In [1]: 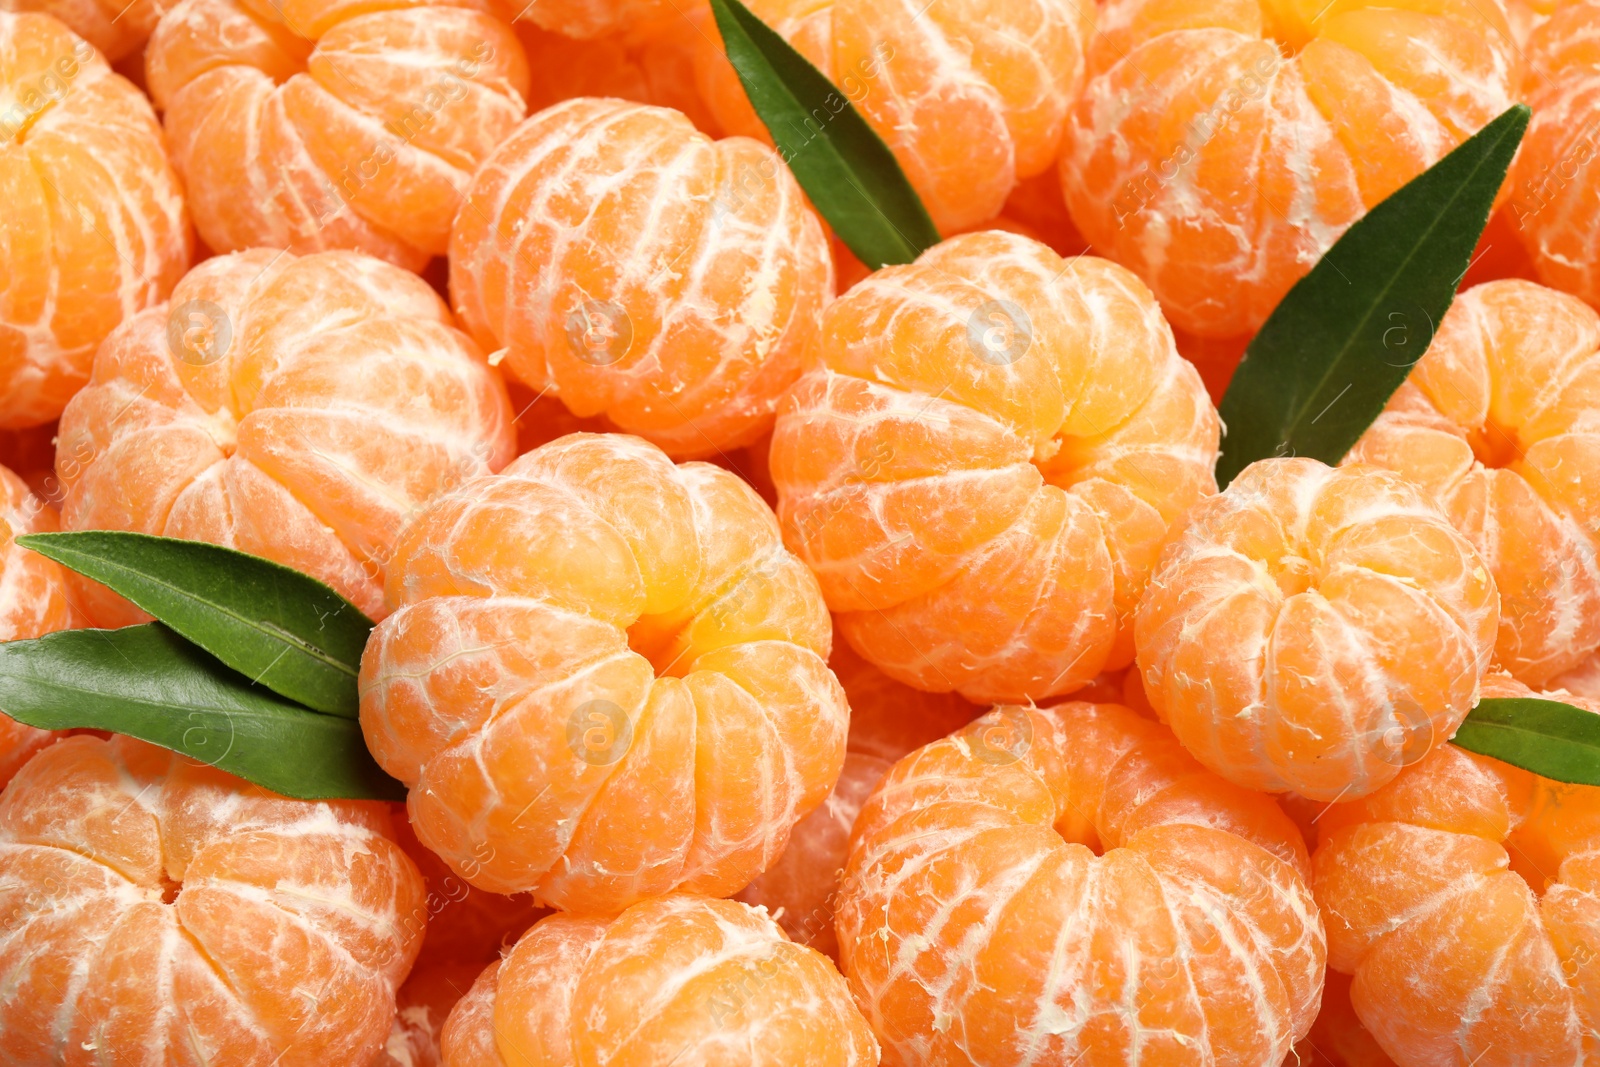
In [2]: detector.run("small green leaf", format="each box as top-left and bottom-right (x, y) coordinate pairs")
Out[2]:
(18, 531), (371, 718)
(1215, 105), (1530, 486)
(0, 624), (402, 800)
(1451, 697), (1600, 787)
(708, 0), (941, 270)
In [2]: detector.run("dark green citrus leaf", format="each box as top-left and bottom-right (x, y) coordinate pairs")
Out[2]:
(708, 0), (940, 270)
(0, 623), (402, 800)
(18, 531), (371, 718)
(1451, 697), (1600, 787)
(1215, 104), (1530, 486)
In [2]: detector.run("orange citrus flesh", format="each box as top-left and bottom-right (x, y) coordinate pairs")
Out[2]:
(56, 247), (516, 624)
(1, 11), (192, 429)
(1063, 0), (1521, 338)
(0, 734), (427, 1066)
(0, 0), (172, 61)
(694, 0), (1094, 235)
(771, 229), (1220, 703)
(512, 0), (705, 41)
(1508, 0), (1600, 310)
(1136, 457), (1500, 801)
(837, 700), (1322, 1066)
(450, 96), (832, 460)
(1290, 969), (1397, 1067)
(145, 0), (531, 269)
(736, 640), (977, 960)
(359, 431), (848, 914)
(1312, 672), (1600, 1065)
(1347, 279), (1600, 687)
(440, 894), (880, 1066)
(371, 957), (484, 1067)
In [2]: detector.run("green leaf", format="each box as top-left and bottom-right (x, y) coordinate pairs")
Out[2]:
(1215, 104), (1530, 487)
(18, 531), (371, 718)
(1451, 697), (1600, 787)
(0, 624), (403, 801)
(708, 0), (941, 270)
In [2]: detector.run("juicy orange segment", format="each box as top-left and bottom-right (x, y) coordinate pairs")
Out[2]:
(1312, 673), (1600, 1065)
(145, 0), (531, 268)
(695, 0), (1094, 235)
(1136, 457), (1500, 800)
(359, 432), (849, 914)
(0, 735), (426, 1067)
(771, 230), (1220, 703)
(450, 96), (832, 459)
(837, 701), (1322, 1066)
(1063, 0), (1521, 338)
(56, 248), (516, 623)
(0, 11), (192, 429)
(1348, 279), (1600, 687)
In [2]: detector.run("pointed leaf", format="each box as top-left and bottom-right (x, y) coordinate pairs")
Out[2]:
(18, 531), (371, 717)
(1215, 104), (1530, 486)
(1451, 697), (1600, 786)
(709, 0), (941, 270)
(0, 624), (402, 800)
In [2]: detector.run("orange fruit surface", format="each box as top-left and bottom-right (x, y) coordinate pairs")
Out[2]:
(695, 0), (1094, 235)
(1, 11), (192, 429)
(371, 958), (484, 1067)
(450, 96), (832, 459)
(1347, 279), (1600, 687)
(736, 641), (976, 959)
(514, 0), (701, 40)
(359, 432), (849, 914)
(0, 0), (171, 61)
(56, 247), (516, 624)
(1312, 673), (1600, 1064)
(1062, 0), (1521, 338)
(1508, 0), (1600, 309)
(1137, 457), (1499, 801)
(0, 461), (73, 787)
(0, 734), (427, 1066)
(1290, 969), (1397, 1067)
(145, 0), (531, 269)
(837, 700), (1323, 1066)
(770, 230), (1220, 703)
(439, 894), (880, 1066)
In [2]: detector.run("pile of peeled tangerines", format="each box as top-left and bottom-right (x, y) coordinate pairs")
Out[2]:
(1, 0), (1599, 1062)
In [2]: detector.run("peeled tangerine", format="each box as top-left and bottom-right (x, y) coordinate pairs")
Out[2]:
(696, 0), (1093, 234)
(0, 462), (72, 786)
(450, 97), (832, 459)
(359, 432), (849, 915)
(836, 701), (1324, 1066)
(1136, 457), (1499, 801)
(1511, 0), (1600, 308)
(1063, 0), (1519, 338)
(439, 895), (879, 1066)
(56, 248), (515, 624)
(1, 11), (191, 429)
(0, 735), (426, 1066)
(770, 231), (1220, 703)
(1347, 279), (1600, 687)
(145, 0), (530, 269)
(1313, 673), (1600, 1065)
(736, 642), (976, 960)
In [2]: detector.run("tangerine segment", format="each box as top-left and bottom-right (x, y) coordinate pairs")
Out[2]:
(1291, 969), (1397, 1067)
(770, 230), (1220, 703)
(0, 0), (170, 61)
(1347, 280), (1600, 687)
(837, 701), (1321, 1067)
(449, 96), (832, 459)
(1510, 0), (1600, 309)
(55, 248), (516, 624)
(1063, 0), (1520, 339)
(1311, 673), (1600, 1065)
(515, 0), (704, 40)
(0, 11), (192, 429)
(441, 895), (880, 1067)
(0, 735), (426, 1067)
(145, 0), (530, 269)
(373, 958), (485, 1067)
(1136, 457), (1499, 801)
(359, 432), (848, 915)
(694, 0), (1094, 235)
(736, 640), (977, 960)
